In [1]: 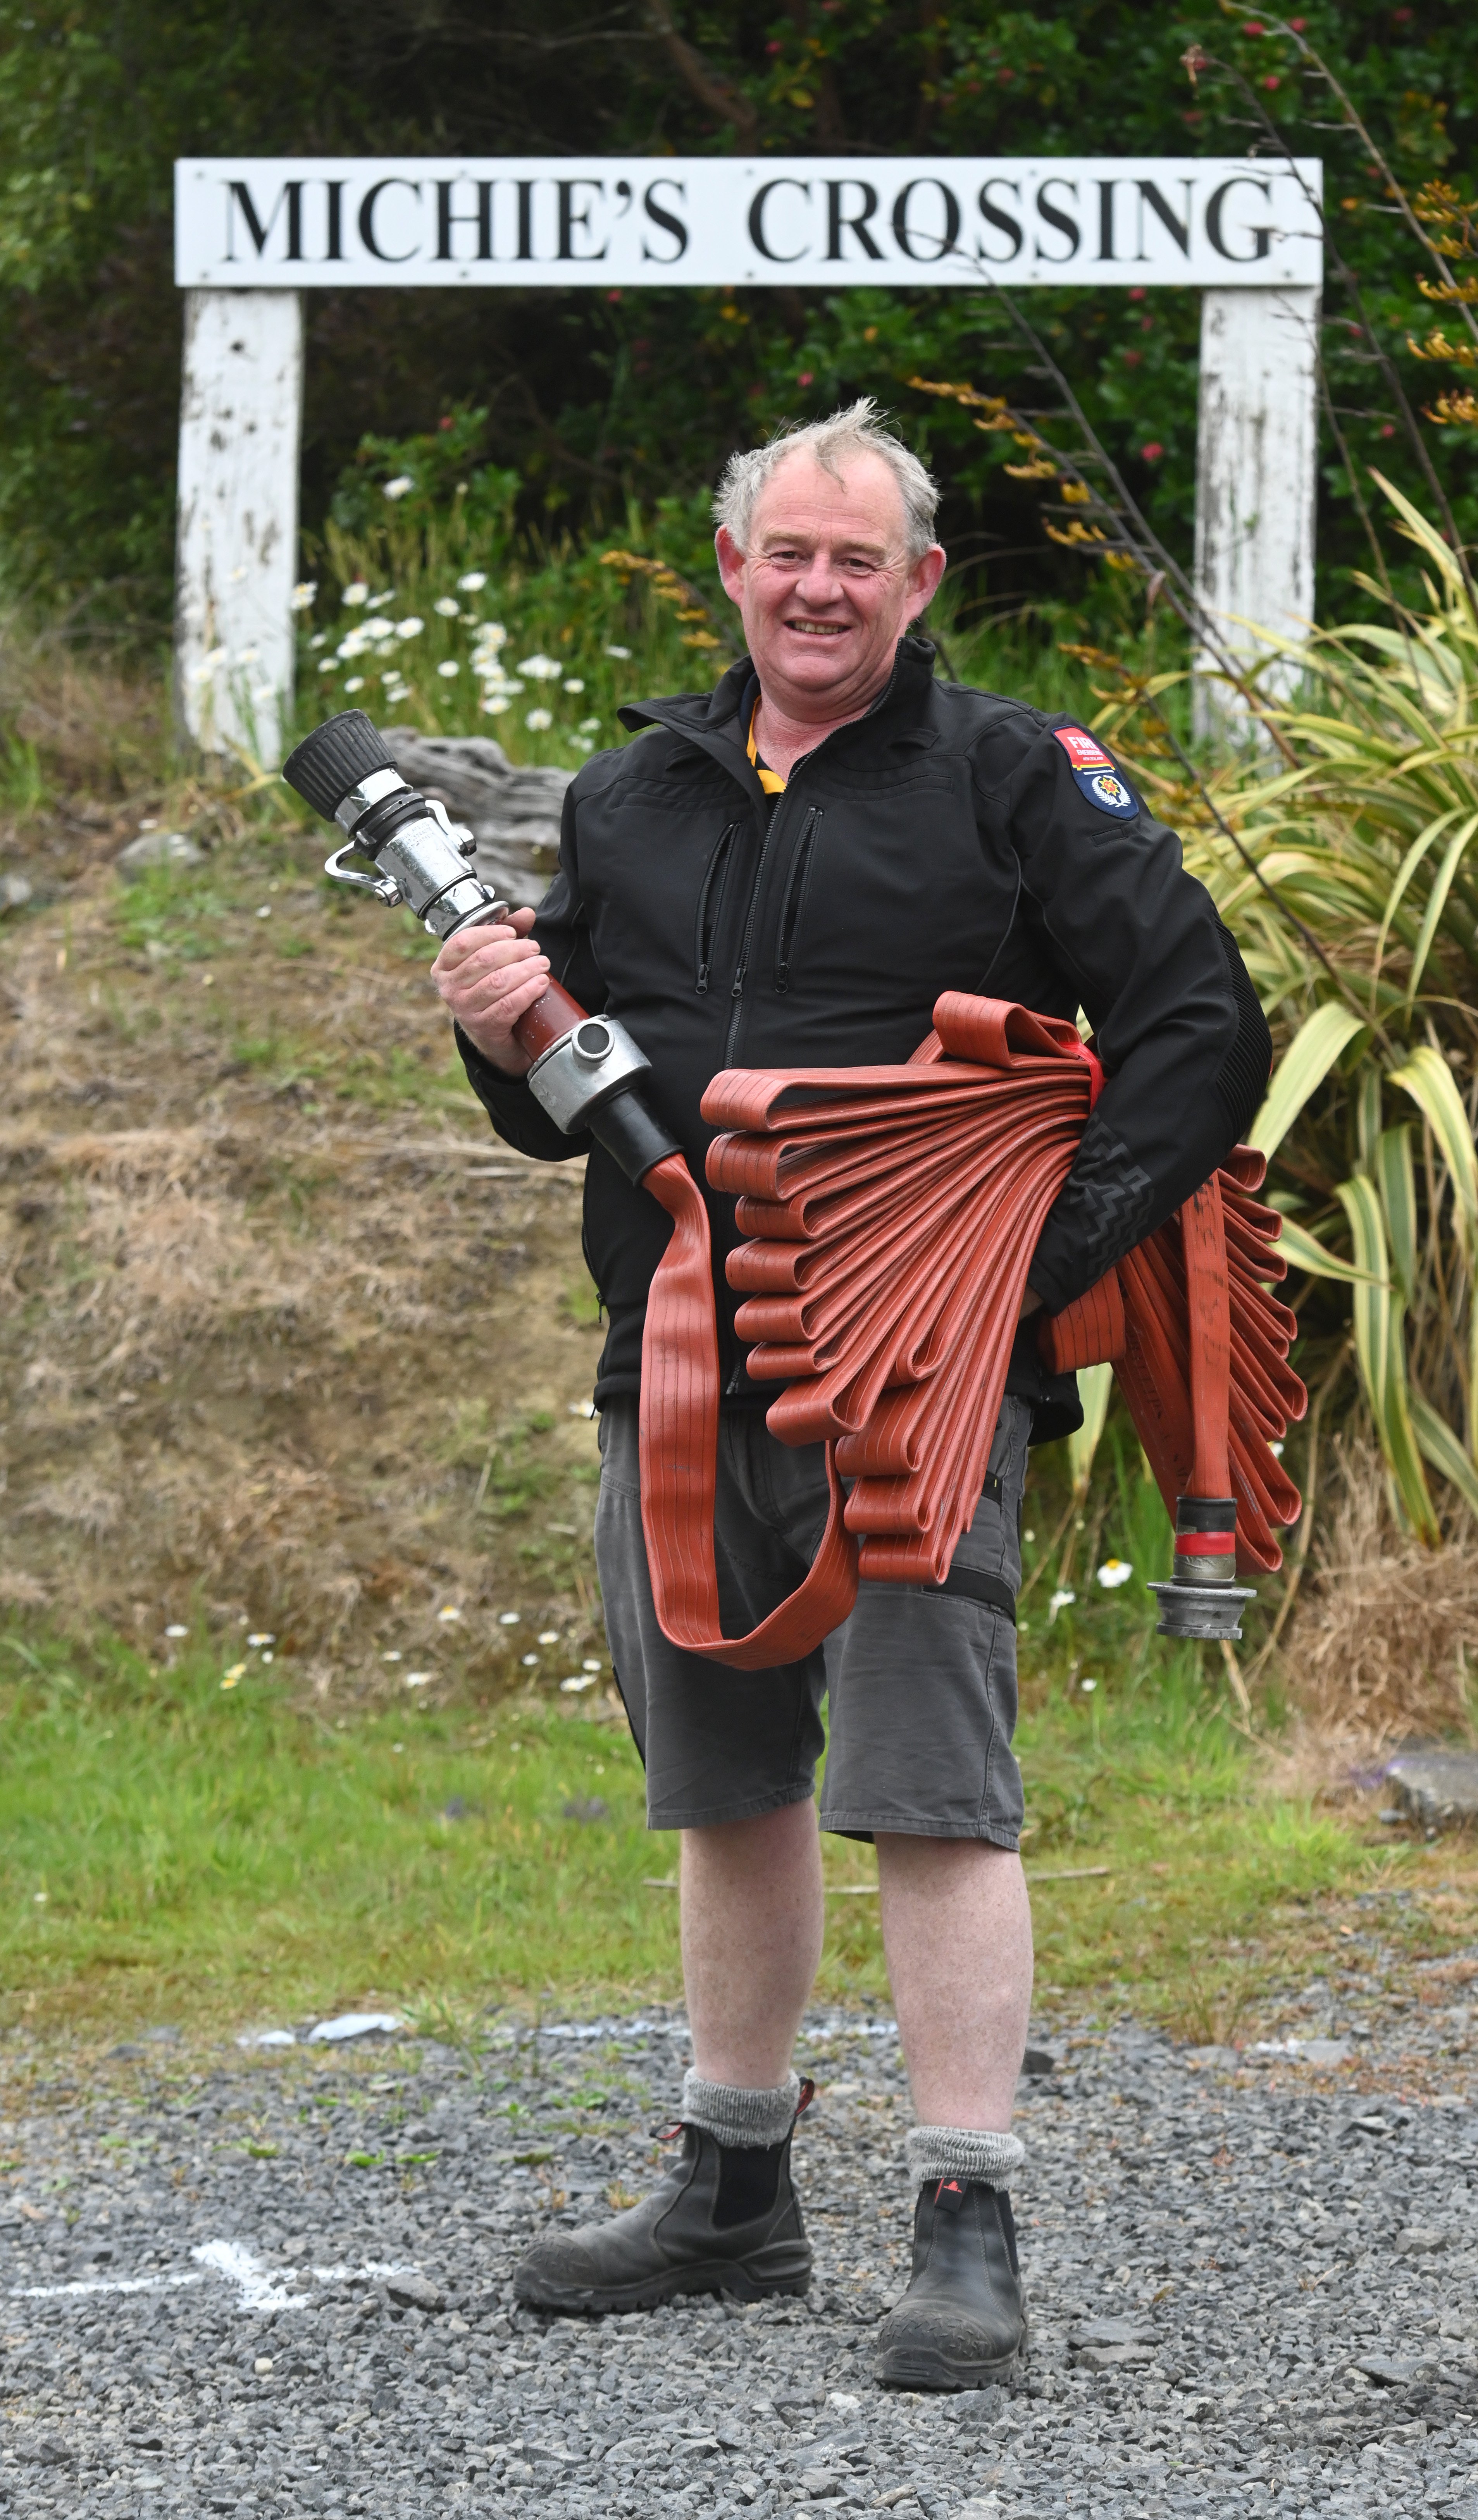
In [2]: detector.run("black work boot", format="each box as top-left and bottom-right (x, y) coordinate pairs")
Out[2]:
(876, 2177), (1027, 2390)
(512, 2106), (812, 2313)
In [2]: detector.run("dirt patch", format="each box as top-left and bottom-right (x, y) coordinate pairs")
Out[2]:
(0, 790), (605, 1700)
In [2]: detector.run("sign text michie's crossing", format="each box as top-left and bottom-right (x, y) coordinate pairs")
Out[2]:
(175, 157), (1323, 292)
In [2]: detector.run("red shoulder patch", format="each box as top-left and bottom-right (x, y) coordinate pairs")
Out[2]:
(1053, 726), (1113, 771)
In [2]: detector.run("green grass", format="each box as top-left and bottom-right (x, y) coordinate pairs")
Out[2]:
(3, 1558), (1470, 2060)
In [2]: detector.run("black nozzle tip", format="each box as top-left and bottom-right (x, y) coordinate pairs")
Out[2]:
(282, 710), (398, 823)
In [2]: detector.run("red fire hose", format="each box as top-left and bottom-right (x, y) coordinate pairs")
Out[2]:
(634, 988), (1304, 1666)
(279, 712), (1303, 1671)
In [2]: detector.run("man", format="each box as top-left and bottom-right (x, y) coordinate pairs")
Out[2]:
(433, 401), (1269, 2389)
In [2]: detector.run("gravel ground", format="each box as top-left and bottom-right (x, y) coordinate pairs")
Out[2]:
(3, 1954), (1478, 2519)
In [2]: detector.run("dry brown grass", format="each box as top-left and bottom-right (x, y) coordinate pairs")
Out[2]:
(0, 606), (166, 804)
(1280, 1433), (1478, 1751)
(1, 745), (608, 1701)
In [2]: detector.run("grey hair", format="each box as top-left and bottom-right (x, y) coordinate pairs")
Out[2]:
(713, 397), (939, 564)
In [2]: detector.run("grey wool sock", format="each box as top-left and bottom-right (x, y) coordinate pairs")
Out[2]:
(906, 2124), (1024, 2191)
(680, 2068), (801, 2149)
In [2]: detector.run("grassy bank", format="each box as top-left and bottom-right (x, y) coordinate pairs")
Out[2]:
(4, 1593), (1473, 2061)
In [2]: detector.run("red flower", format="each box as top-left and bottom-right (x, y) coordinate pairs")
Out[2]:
(1128, 286), (1147, 301)
(1289, 15), (1306, 26)
(1263, 72), (1280, 89)
(1141, 442), (1164, 461)
(1244, 18), (1264, 32)
(1380, 423), (1395, 439)
(607, 287), (622, 302)
(438, 416), (453, 432)
(797, 371), (815, 387)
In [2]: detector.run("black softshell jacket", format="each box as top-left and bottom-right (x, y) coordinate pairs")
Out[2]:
(458, 638), (1270, 1440)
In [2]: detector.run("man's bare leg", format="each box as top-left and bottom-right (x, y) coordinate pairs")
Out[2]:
(681, 1797), (825, 2087)
(872, 1835), (1032, 2385)
(875, 1836), (1033, 2124)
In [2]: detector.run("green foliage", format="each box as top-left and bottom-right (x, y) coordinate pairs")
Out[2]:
(2, 2), (1476, 628)
(299, 411), (733, 764)
(1101, 479), (1478, 1541)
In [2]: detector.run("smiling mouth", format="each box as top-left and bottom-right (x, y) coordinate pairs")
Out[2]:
(785, 620), (849, 637)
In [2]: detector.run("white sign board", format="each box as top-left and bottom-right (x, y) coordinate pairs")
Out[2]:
(175, 156), (1322, 292)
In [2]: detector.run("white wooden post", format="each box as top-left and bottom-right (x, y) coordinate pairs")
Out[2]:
(1193, 286), (1320, 739)
(174, 288), (303, 768)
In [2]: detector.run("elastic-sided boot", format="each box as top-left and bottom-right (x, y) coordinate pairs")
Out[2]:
(876, 2178), (1027, 2391)
(512, 2117), (811, 2314)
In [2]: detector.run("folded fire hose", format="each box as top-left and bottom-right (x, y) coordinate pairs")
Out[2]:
(284, 711), (1305, 1665)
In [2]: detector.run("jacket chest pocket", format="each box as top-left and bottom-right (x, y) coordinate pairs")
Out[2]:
(694, 823), (737, 995)
(773, 810), (821, 995)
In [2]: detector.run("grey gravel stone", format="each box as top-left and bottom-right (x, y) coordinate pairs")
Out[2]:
(3, 1980), (1478, 2517)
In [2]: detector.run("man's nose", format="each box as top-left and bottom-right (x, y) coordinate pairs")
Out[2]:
(791, 549), (847, 606)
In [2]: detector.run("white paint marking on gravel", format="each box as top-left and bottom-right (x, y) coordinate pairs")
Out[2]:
(7, 2269), (206, 2302)
(306, 2011), (403, 2043)
(9, 2245), (417, 2314)
(192, 2239), (415, 2310)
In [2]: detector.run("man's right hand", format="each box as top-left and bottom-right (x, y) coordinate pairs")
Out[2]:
(432, 909), (549, 1077)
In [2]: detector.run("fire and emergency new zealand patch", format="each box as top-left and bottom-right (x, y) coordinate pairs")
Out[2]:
(1053, 725), (1140, 819)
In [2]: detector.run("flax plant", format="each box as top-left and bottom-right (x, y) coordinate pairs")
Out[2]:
(1099, 481), (1478, 1544)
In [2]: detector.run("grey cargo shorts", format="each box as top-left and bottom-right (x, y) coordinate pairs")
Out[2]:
(593, 1393), (1029, 1845)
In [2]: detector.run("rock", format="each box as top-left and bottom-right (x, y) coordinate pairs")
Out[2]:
(1383, 1750), (1478, 1830)
(385, 2272), (444, 2312)
(1070, 2317), (1156, 2349)
(1355, 2355), (1435, 2385)
(1022, 2047), (1057, 2076)
(1395, 2225), (1448, 2253)
(0, 872), (33, 911)
(1298, 2038), (1353, 2068)
(116, 830), (203, 880)
(379, 727), (571, 909)
(1075, 2342), (1158, 2369)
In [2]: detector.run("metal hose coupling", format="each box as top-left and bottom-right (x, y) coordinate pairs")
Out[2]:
(281, 709), (680, 1185)
(1148, 1494), (1256, 1642)
(282, 706), (507, 943)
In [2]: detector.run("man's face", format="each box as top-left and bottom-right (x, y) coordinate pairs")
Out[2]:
(715, 449), (946, 720)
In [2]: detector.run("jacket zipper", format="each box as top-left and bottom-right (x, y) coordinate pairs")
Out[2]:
(773, 809), (820, 995)
(693, 823), (737, 995)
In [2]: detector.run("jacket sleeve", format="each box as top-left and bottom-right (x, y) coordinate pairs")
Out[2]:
(996, 719), (1271, 1314)
(455, 776), (609, 1162)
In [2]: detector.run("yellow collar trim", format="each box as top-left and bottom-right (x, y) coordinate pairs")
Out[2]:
(747, 701), (786, 795)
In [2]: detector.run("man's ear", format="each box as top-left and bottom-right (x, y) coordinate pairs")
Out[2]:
(714, 525), (748, 607)
(908, 544), (948, 616)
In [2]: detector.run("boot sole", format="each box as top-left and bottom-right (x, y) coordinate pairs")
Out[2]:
(877, 2309), (1029, 2394)
(515, 2256), (811, 2315)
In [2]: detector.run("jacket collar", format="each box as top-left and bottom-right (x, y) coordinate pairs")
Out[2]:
(618, 633), (939, 756)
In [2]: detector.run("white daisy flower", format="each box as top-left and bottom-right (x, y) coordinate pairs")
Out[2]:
(434, 596), (461, 617)
(289, 582), (317, 611)
(382, 475), (414, 500)
(1096, 1559), (1133, 1589)
(342, 581), (369, 606)
(458, 571), (488, 592)
(525, 707), (553, 731)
